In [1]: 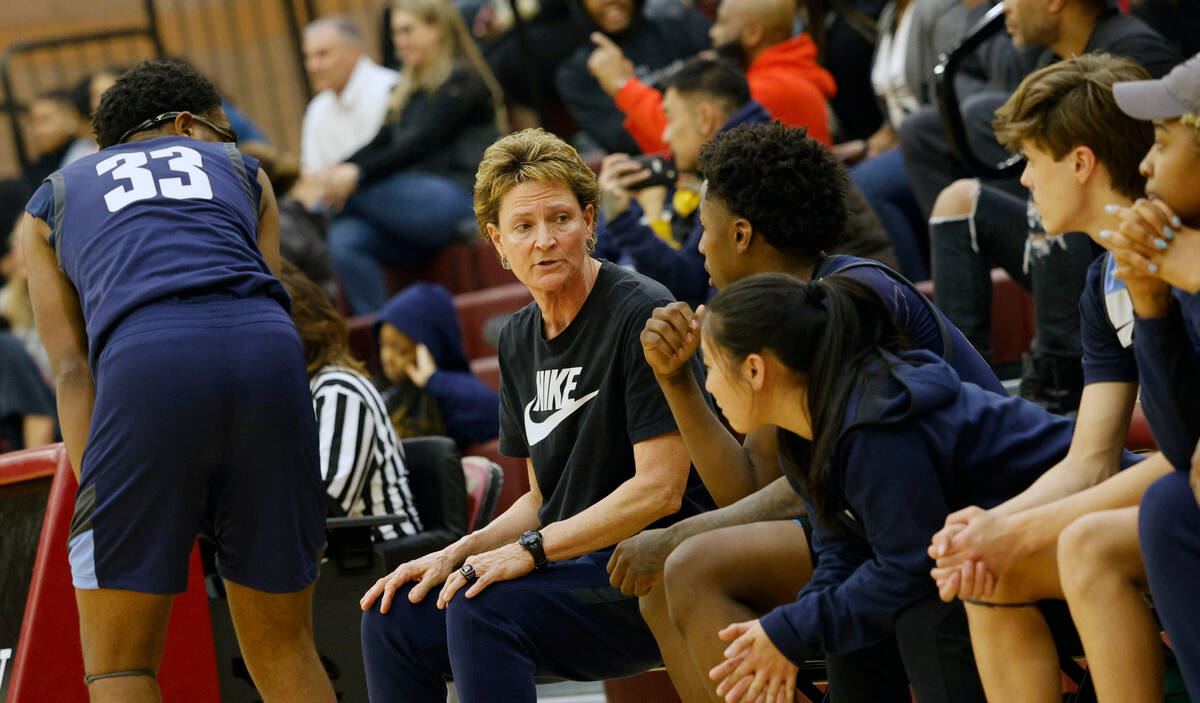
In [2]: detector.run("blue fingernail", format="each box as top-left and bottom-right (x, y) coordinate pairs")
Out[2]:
(1099, 230), (1112, 240)
(1105, 204), (1120, 214)
(1156, 238), (1169, 250)
(1164, 226), (1175, 240)
(1150, 264), (1159, 274)
(1173, 216), (1183, 227)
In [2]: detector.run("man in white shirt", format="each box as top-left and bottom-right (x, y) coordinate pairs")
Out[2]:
(300, 16), (400, 172)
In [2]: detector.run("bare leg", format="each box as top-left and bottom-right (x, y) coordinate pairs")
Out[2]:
(663, 521), (813, 703)
(75, 588), (173, 703)
(639, 581), (718, 702)
(963, 544), (1063, 703)
(1058, 507), (1160, 703)
(224, 580), (336, 703)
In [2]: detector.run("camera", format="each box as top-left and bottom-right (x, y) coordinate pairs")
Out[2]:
(628, 154), (678, 190)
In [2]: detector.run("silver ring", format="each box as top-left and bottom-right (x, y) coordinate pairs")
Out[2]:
(459, 564), (477, 581)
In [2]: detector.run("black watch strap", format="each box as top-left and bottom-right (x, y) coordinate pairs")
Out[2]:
(519, 530), (548, 569)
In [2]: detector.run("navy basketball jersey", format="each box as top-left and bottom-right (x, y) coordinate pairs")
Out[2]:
(25, 136), (289, 365)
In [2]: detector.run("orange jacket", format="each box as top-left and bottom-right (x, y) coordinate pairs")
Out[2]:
(614, 34), (836, 153)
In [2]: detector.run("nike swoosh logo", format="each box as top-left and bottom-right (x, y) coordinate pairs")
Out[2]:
(524, 390), (600, 446)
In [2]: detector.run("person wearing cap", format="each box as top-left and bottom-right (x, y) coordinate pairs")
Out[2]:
(1087, 51), (1200, 699)
(924, 53), (1168, 703)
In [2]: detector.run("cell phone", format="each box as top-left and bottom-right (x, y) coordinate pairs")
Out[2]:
(628, 154), (678, 190)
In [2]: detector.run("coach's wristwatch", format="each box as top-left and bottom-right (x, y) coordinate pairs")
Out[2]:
(518, 530), (548, 570)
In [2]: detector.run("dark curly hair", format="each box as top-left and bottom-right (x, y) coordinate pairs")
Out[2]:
(698, 123), (846, 259)
(92, 59), (223, 149)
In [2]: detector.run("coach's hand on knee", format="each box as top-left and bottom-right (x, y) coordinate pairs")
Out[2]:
(436, 542), (535, 609)
(360, 549), (459, 613)
(642, 302), (701, 380)
(607, 528), (673, 596)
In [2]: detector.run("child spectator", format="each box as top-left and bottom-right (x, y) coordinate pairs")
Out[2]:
(375, 282), (500, 448)
(281, 261), (423, 541)
(317, 0), (508, 314)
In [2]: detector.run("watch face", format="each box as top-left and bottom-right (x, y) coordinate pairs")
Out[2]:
(520, 531), (539, 547)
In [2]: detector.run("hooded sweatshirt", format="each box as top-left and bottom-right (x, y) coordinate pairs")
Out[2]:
(616, 33), (837, 152)
(759, 350), (1082, 662)
(375, 283), (500, 448)
(599, 102), (896, 306)
(1132, 292), (1200, 472)
(554, 0), (711, 153)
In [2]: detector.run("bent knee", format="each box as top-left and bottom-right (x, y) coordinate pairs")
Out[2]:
(931, 179), (980, 220)
(1057, 512), (1130, 595)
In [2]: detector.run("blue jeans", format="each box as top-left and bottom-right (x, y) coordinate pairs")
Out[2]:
(851, 148), (928, 281)
(328, 172), (473, 314)
(360, 550), (662, 703)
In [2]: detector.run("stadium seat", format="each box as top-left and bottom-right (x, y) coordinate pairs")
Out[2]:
(454, 282), (533, 359)
(464, 438), (529, 515)
(473, 236), (517, 290)
(462, 455), (504, 531)
(470, 355), (502, 391)
(916, 268), (1035, 367)
(1126, 403), (1157, 453)
(4, 444), (219, 703)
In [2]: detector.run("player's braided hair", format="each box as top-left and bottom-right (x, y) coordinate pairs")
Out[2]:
(698, 122), (846, 259)
(92, 59), (223, 149)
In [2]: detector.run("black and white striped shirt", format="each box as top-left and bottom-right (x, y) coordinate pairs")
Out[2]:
(311, 365), (422, 540)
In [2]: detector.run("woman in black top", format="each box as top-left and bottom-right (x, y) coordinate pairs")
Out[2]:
(317, 0), (508, 313)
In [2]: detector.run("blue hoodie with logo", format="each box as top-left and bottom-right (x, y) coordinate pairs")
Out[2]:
(759, 349), (1083, 662)
(376, 283), (500, 448)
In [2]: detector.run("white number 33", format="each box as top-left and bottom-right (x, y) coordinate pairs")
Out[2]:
(96, 146), (214, 212)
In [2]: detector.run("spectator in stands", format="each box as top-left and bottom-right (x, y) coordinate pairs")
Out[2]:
(917, 0), (1178, 411)
(554, 0), (710, 153)
(0, 224), (50, 380)
(692, 273), (1073, 703)
(586, 0), (835, 150)
(807, 0), (888, 141)
(280, 261), (423, 543)
(300, 15), (400, 172)
(359, 128), (715, 703)
(926, 54), (1170, 703)
(606, 122), (1004, 702)
(0, 330), (55, 453)
(596, 57), (895, 307)
(23, 91), (91, 189)
(375, 282), (500, 449)
(834, 0), (967, 281)
(1085, 53), (1200, 699)
(317, 0), (507, 314)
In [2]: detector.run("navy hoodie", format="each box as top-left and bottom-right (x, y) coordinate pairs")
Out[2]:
(759, 350), (1078, 662)
(376, 283), (500, 447)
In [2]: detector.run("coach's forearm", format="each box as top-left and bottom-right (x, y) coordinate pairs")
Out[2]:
(449, 491), (541, 561)
(541, 472), (684, 563)
(662, 476), (805, 551)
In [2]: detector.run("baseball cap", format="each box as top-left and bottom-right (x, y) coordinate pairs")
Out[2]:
(1113, 52), (1200, 120)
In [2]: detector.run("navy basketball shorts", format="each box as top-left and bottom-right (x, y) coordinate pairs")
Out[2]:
(67, 296), (327, 595)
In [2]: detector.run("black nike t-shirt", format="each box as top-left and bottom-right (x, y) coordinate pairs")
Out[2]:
(498, 260), (714, 528)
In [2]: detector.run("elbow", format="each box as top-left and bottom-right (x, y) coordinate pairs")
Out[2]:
(53, 356), (91, 391)
(645, 482), (685, 523)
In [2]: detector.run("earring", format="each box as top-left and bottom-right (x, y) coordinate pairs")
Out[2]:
(586, 232), (597, 255)
(500, 255), (511, 270)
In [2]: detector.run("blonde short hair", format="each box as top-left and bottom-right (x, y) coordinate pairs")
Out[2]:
(473, 128), (600, 235)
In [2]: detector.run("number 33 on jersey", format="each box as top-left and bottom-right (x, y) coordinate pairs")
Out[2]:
(96, 145), (213, 212)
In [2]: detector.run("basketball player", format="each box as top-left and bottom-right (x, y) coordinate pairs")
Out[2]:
(20, 60), (335, 703)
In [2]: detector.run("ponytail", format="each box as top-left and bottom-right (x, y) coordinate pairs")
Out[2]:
(705, 273), (908, 523)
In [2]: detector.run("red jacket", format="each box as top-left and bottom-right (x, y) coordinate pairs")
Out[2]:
(614, 34), (836, 153)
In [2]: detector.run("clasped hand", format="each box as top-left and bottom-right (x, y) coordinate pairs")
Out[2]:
(1099, 197), (1200, 301)
(641, 302), (703, 379)
(709, 619), (797, 703)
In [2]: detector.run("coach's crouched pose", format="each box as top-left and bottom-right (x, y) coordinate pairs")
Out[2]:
(359, 128), (714, 702)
